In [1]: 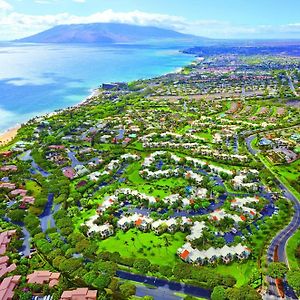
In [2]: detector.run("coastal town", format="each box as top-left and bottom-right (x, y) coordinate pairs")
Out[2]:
(0, 54), (299, 300)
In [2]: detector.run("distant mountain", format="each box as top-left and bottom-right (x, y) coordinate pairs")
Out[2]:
(15, 23), (206, 44)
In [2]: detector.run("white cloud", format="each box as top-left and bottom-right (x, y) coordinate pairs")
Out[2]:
(0, 0), (12, 11)
(0, 8), (299, 40)
(0, 9), (187, 40)
(73, 0), (86, 3)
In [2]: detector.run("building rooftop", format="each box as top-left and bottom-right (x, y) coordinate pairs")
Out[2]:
(60, 288), (97, 300)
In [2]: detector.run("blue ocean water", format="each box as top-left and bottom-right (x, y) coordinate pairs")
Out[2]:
(0, 42), (193, 132)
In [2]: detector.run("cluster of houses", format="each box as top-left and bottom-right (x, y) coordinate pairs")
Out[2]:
(231, 196), (259, 218)
(259, 132), (299, 164)
(210, 208), (247, 223)
(0, 228), (96, 299)
(0, 268), (97, 300)
(232, 169), (260, 192)
(141, 151), (234, 177)
(177, 242), (251, 265)
(0, 230), (17, 279)
(0, 176), (36, 207)
(117, 214), (194, 235)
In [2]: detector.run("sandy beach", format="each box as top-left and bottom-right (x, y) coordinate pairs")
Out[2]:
(0, 126), (20, 147)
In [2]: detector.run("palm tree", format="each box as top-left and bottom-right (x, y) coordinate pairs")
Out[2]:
(163, 236), (171, 253)
(131, 237), (136, 248)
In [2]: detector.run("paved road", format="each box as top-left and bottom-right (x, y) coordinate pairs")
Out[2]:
(245, 134), (300, 299)
(245, 135), (258, 155)
(286, 73), (298, 97)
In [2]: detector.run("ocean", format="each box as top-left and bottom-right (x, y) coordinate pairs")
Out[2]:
(0, 42), (194, 132)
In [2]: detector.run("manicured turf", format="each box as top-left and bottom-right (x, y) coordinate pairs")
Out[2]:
(258, 154), (300, 200)
(25, 180), (42, 197)
(73, 209), (98, 231)
(98, 228), (186, 265)
(194, 132), (213, 142)
(286, 229), (300, 269)
(124, 162), (191, 198)
(125, 161), (145, 184)
(213, 260), (257, 287)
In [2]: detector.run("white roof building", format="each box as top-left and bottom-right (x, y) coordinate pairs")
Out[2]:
(186, 221), (206, 241)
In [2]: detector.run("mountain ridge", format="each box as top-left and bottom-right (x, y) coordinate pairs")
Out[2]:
(15, 23), (207, 44)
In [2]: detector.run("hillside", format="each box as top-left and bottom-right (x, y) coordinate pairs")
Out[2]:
(15, 23), (204, 44)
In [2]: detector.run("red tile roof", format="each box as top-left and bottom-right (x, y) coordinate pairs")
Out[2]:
(0, 275), (21, 300)
(180, 250), (190, 260)
(60, 288), (97, 300)
(135, 219), (143, 226)
(0, 230), (16, 255)
(240, 215), (247, 221)
(0, 256), (16, 278)
(27, 271), (61, 288)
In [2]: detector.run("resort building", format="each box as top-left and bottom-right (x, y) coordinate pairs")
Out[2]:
(0, 275), (21, 300)
(27, 271), (61, 287)
(178, 242), (251, 265)
(60, 288), (97, 300)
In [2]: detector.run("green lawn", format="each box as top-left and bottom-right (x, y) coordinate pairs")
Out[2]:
(25, 180), (42, 197)
(213, 260), (257, 287)
(194, 132), (213, 142)
(124, 163), (191, 198)
(98, 228), (186, 266)
(125, 161), (145, 185)
(73, 209), (98, 231)
(287, 229), (300, 269)
(274, 160), (300, 198)
(258, 154), (300, 200)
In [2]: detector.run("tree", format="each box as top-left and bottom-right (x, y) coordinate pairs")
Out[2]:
(17, 292), (32, 300)
(159, 265), (173, 277)
(226, 285), (262, 300)
(120, 282), (136, 299)
(75, 239), (90, 253)
(211, 286), (226, 300)
(93, 275), (111, 290)
(7, 209), (25, 222)
(286, 269), (300, 295)
(133, 258), (151, 274)
(267, 262), (288, 279)
(59, 258), (82, 274)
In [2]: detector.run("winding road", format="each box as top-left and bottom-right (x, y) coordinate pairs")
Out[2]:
(245, 134), (300, 299)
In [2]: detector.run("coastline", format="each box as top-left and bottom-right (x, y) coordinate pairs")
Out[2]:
(0, 54), (195, 140)
(0, 125), (21, 147)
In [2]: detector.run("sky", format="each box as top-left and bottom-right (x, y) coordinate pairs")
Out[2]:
(1, 0), (300, 40)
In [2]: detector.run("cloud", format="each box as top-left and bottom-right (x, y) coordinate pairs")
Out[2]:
(0, 8), (299, 40)
(0, 9), (187, 40)
(73, 0), (86, 3)
(0, 0), (12, 11)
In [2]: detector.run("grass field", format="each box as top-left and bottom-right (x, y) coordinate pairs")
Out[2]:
(213, 260), (257, 287)
(124, 161), (191, 198)
(25, 180), (42, 197)
(286, 229), (300, 269)
(258, 154), (300, 200)
(194, 132), (213, 142)
(275, 160), (300, 197)
(98, 228), (186, 265)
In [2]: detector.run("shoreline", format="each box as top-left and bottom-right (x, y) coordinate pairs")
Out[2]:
(0, 55), (195, 142)
(0, 125), (21, 147)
